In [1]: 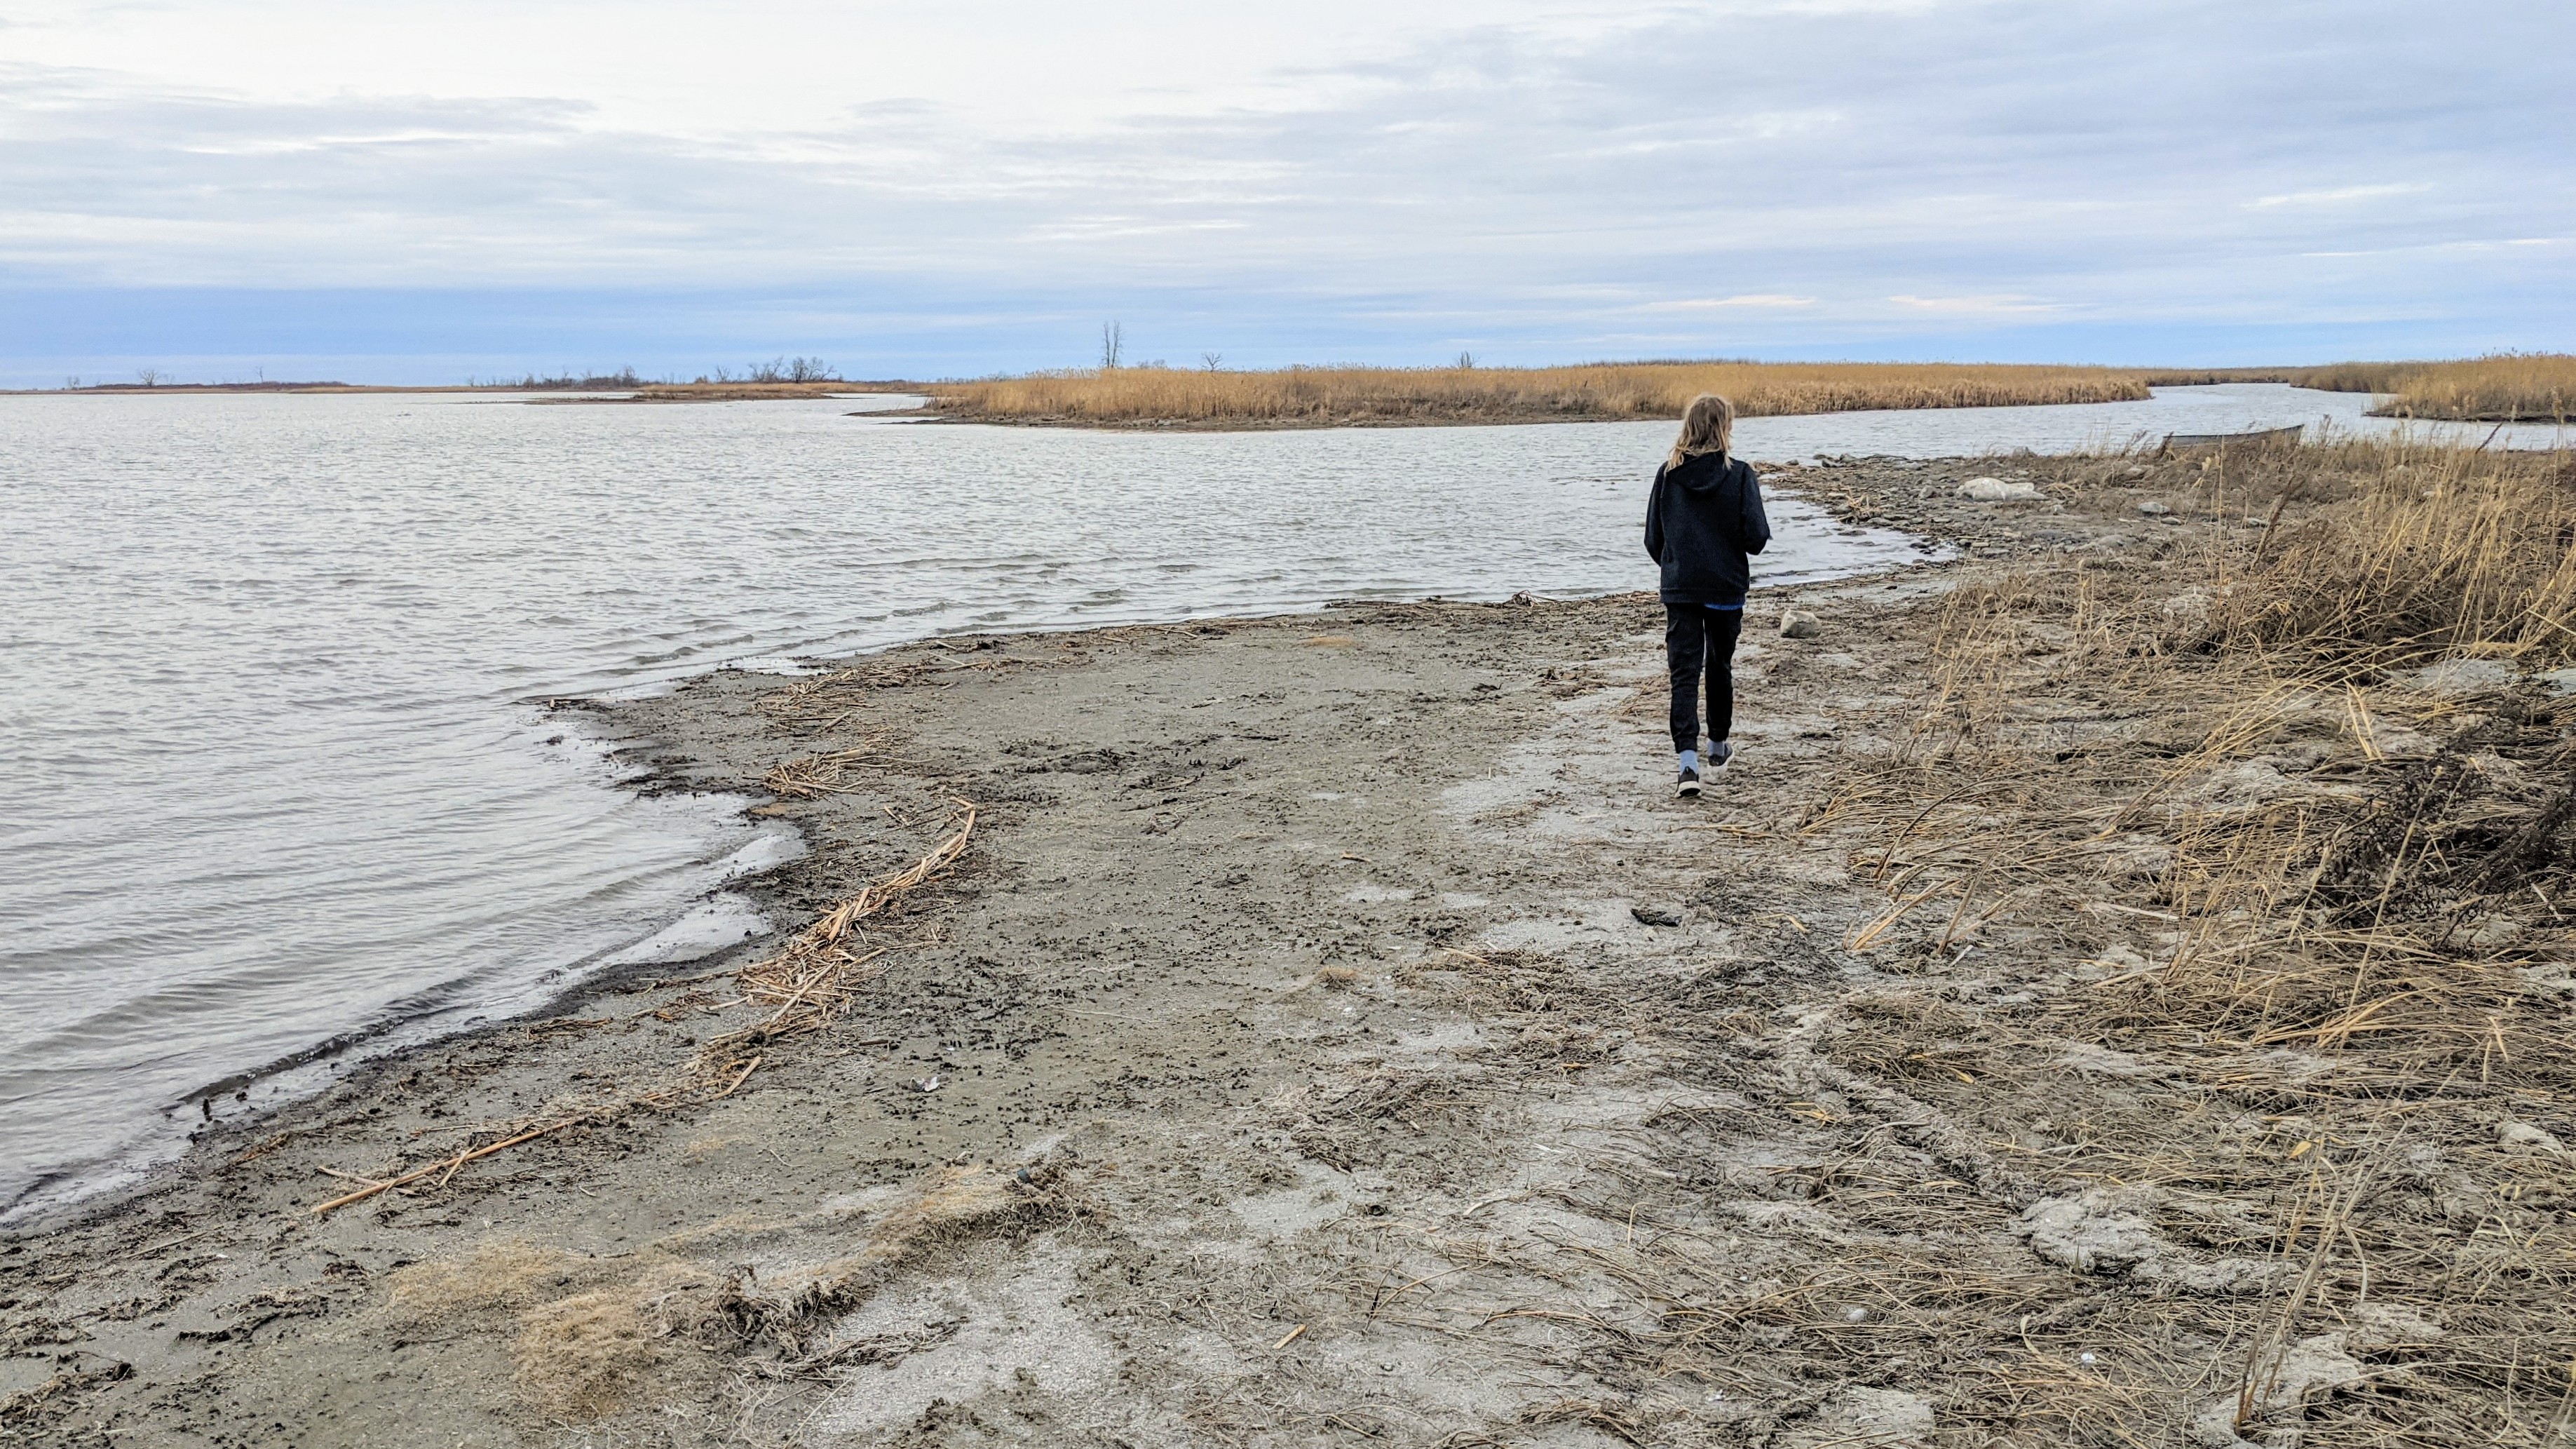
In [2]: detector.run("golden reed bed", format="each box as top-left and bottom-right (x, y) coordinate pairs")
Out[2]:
(922, 361), (2153, 428)
(2294, 353), (2576, 422)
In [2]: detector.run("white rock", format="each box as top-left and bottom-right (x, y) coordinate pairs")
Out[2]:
(2256, 1332), (2371, 1410)
(1778, 609), (1822, 640)
(2463, 915), (2521, 950)
(2015, 1188), (2160, 1274)
(2500, 1119), (2566, 1154)
(2137, 500), (2173, 516)
(2408, 657), (2517, 695)
(1958, 476), (2042, 501)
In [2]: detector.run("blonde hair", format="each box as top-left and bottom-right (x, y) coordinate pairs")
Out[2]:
(1665, 393), (1735, 471)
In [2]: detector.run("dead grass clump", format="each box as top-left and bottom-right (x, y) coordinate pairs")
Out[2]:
(760, 745), (879, 799)
(1824, 994), (2006, 1087)
(385, 1239), (582, 1320)
(717, 1164), (1066, 1357)
(752, 660), (937, 732)
(510, 1262), (718, 1422)
(929, 361), (2149, 428)
(2211, 447), (2576, 666)
(1271, 1067), (1472, 1173)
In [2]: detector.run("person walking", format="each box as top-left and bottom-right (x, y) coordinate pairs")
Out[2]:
(1643, 393), (1771, 797)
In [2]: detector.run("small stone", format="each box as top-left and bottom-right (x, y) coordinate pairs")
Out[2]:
(1779, 609), (1822, 639)
(2124, 464), (2150, 479)
(2015, 1187), (2160, 1274)
(1632, 903), (1684, 927)
(2137, 501), (2172, 516)
(2465, 915), (2521, 950)
(2409, 657), (2516, 696)
(1958, 476), (2042, 501)
(2500, 1119), (2565, 1154)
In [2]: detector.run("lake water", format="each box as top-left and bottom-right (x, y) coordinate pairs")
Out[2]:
(1, 383), (2563, 1220)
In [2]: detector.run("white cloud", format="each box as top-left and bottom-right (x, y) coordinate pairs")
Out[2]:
(0, 0), (2570, 370)
(1652, 295), (1819, 310)
(1888, 295), (2066, 315)
(2249, 183), (2432, 208)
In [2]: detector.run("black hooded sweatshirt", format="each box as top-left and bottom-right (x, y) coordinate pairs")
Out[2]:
(1644, 451), (1772, 605)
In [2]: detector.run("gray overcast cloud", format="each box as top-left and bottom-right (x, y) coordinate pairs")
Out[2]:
(1, 0), (2568, 373)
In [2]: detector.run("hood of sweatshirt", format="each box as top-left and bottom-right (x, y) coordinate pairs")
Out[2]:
(1664, 451), (1736, 493)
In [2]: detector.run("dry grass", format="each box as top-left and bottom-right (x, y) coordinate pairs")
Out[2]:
(2296, 355), (2576, 422)
(2211, 451), (2576, 663)
(717, 1164), (1066, 1359)
(1772, 438), (2576, 1443)
(386, 1239), (581, 1319)
(386, 1241), (724, 1422)
(709, 802), (974, 1052)
(926, 361), (2151, 428)
(511, 1262), (718, 1421)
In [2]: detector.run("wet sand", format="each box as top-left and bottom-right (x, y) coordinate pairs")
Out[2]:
(6, 454), (2554, 1446)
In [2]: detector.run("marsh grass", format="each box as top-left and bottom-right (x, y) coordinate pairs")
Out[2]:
(1773, 437), (2576, 1443)
(926, 360), (2152, 427)
(2296, 354), (2576, 422)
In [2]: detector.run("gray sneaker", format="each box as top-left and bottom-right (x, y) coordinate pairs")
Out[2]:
(1675, 766), (1702, 798)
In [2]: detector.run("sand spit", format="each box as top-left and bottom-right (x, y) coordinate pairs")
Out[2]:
(6, 447), (2570, 1448)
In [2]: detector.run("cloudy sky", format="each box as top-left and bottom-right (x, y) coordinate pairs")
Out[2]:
(2, 0), (2568, 383)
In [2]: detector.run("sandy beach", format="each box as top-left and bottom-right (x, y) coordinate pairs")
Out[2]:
(8, 451), (2568, 1448)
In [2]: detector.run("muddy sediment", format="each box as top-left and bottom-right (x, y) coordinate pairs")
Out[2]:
(6, 452), (2569, 1448)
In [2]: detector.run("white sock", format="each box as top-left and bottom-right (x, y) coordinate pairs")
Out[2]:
(1677, 749), (1697, 773)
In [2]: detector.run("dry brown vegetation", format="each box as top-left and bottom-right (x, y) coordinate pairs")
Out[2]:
(924, 361), (2153, 428)
(1774, 440), (2576, 1443)
(2296, 355), (2576, 422)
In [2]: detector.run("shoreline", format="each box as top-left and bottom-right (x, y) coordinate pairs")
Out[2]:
(8, 448), (2568, 1445)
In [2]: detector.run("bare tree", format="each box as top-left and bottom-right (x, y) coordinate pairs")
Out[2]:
(785, 356), (830, 383)
(710, 363), (735, 383)
(63, 376), (80, 391)
(135, 368), (163, 387)
(748, 356), (786, 383)
(1202, 352), (1223, 372)
(1456, 351), (1475, 370)
(1100, 322), (1124, 370)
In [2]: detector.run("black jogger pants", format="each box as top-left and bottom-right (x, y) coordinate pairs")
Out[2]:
(1665, 603), (1744, 753)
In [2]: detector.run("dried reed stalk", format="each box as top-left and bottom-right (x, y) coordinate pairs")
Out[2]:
(313, 805), (977, 1217)
(710, 803), (976, 1052)
(761, 746), (881, 799)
